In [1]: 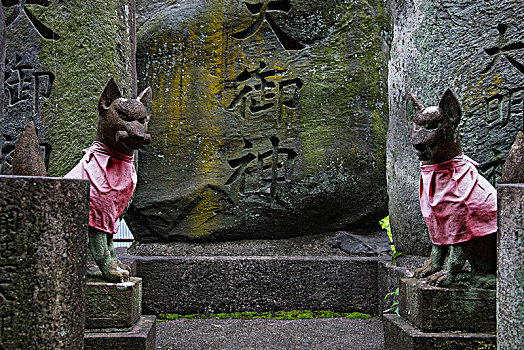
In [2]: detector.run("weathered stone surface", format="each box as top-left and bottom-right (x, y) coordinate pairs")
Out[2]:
(387, 0), (524, 255)
(497, 184), (524, 349)
(399, 278), (496, 332)
(382, 314), (496, 350)
(121, 251), (382, 315)
(86, 277), (143, 330)
(12, 121), (46, 176)
(127, 230), (379, 257)
(128, 0), (391, 242)
(500, 131), (524, 183)
(0, 1), (133, 176)
(156, 318), (385, 350)
(0, 176), (89, 349)
(84, 315), (156, 350)
(330, 232), (391, 255)
(0, 6), (6, 163)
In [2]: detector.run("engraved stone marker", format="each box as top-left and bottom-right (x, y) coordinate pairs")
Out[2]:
(497, 184), (524, 349)
(0, 0), (134, 176)
(387, 0), (524, 254)
(129, 0), (391, 242)
(0, 176), (89, 349)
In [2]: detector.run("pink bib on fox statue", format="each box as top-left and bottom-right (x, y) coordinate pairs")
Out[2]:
(407, 88), (497, 289)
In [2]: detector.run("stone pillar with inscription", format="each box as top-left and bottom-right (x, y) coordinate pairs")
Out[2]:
(0, 176), (89, 349)
(497, 184), (524, 349)
(0, 0), (134, 176)
(128, 0), (391, 242)
(387, 0), (524, 255)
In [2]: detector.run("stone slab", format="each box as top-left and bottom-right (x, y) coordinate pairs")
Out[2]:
(382, 314), (496, 350)
(84, 315), (156, 350)
(399, 278), (496, 332)
(497, 184), (524, 348)
(129, 0), (390, 242)
(121, 250), (382, 315)
(0, 176), (90, 349)
(86, 277), (142, 330)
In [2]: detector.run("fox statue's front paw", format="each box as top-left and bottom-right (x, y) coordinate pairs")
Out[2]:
(117, 260), (131, 274)
(105, 261), (130, 283)
(414, 264), (439, 278)
(426, 270), (452, 287)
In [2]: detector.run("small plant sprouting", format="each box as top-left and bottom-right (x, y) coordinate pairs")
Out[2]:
(379, 216), (403, 264)
(383, 288), (400, 316)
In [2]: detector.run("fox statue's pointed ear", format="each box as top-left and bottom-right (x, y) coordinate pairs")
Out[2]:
(406, 93), (424, 123)
(439, 88), (462, 127)
(137, 86), (152, 120)
(98, 78), (122, 115)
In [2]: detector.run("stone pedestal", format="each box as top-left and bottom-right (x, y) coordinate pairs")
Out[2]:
(84, 277), (155, 349)
(86, 277), (142, 330)
(383, 278), (496, 349)
(399, 278), (495, 332)
(0, 176), (90, 349)
(498, 184), (524, 348)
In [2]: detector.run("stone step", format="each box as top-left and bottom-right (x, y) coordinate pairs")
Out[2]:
(155, 317), (384, 350)
(121, 252), (383, 315)
(118, 232), (413, 315)
(85, 315), (156, 350)
(383, 314), (496, 350)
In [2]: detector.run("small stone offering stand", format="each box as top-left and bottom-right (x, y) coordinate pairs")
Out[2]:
(84, 275), (156, 350)
(382, 279), (496, 349)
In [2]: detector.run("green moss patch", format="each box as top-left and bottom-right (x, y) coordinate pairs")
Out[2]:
(157, 310), (373, 322)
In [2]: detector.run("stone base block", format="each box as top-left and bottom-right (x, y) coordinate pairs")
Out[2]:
(86, 277), (142, 329)
(382, 314), (496, 350)
(399, 278), (495, 332)
(121, 252), (382, 314)
(84, 315), (156, 350)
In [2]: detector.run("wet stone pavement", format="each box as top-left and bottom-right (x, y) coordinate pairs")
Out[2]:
(155, 317), (385, 350)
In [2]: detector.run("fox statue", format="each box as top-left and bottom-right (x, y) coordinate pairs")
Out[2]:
(65, 78), (152, 282)
(407, 89), (497, 288)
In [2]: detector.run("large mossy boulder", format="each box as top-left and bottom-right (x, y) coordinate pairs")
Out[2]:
(387, 0), (524, 255)
(0, 1), (132, 176)
(128, 0), (391, 242)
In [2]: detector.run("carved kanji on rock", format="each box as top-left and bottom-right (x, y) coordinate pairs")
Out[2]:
(226, 61), (303, 125)
(226, 136), (297, 202)
(233, 0), (304, 50)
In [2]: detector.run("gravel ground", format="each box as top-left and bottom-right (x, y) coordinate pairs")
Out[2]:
(155, 318), (385, 350)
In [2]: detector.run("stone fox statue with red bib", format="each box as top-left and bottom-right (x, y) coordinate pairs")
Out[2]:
(66, 78), (152, 282)
(407, 89), (497, 288)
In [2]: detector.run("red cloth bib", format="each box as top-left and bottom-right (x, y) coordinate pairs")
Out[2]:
(419, 153), (497, 245)
(65, 142), (136, 234)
